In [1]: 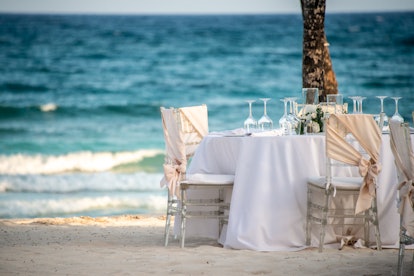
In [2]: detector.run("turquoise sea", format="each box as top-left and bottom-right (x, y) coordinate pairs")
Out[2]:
(0, 12), (413, 218)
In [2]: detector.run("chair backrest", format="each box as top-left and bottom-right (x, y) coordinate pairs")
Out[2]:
(325, 114), (382, 214)
(389, 119), (414, 233)
(389, 120), (414, 181)
(160, 105), (208, 196)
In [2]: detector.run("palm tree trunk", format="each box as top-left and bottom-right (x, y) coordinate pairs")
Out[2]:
(323, 34), (338, 96)
(301, 0), (338, 102)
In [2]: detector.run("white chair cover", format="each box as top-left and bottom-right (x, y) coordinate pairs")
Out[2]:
(326, 114), (382, 214)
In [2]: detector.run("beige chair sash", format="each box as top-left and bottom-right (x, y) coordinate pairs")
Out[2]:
(160, 108), (187, 197)
(160, 105), (208, 198)
(326, 114), (382, 214)
(179, 105), (208, 138)
(389, 120), (414, 234)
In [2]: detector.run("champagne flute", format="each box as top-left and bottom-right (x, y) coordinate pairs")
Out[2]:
(258, 98), (273, 131)
(391, 96), (404, 122)
(244, 100), (257, 133)
(374, 96), (389, 131)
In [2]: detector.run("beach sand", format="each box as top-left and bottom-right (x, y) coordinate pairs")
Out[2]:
(0, 215), (411, 275)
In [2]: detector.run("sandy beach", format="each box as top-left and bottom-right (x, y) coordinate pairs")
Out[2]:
(0, 215), (411, 275)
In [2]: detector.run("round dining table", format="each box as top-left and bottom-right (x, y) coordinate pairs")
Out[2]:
(182, 131), (412, 251)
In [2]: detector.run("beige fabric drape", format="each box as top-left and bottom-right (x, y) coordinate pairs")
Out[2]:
(326, 114), (382, 214)
(160, 106), (208, 198)
(389, 120), (414, 235)
(179, 105), (208, 138)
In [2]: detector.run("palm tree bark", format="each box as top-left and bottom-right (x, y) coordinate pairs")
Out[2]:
(301, 0), (338, 102)
(322, 35), (338, 96)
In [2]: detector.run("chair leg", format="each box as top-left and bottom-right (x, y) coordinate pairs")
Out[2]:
(398, 243), (405, 276)
(164, 191), (173, 247)
(364, 209), (370, 248)
(319, 191), (330, 253)
(411, 249), (414, 272)
(218, 188), (223, 236)
(164, 212), (171, 247)
(305, 186), (312, 246)
(180, 188), (187, 248)
(371, 199), (382, 250)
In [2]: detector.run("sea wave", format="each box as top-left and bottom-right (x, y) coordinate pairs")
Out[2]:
(0, 149), (164, 175)
(0, 82), (49, 92)
(40, 103), (58, 112)
(0, 171), (165, 193)
(0, 103), (161, 118)
(0, 193), (166, 218)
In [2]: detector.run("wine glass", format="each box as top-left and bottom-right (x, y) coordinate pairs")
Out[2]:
(391, 96), (404, 122)
(279, 98), (290, 135)
(357, 96), (366, 113)
(374, 96), (389, 131)
(287, 97), (301, 135)
(258, 98), (273, 131)
(244, 100), (257, 133)
(349, 96), (359, 114)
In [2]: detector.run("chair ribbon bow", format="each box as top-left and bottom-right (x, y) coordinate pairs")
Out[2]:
(358, 158), (381, 178)
(356, 158), (382, 214)
(398, 179), (414, 213)
(163, 160), (186, 198)
(358, 158), (381, 196)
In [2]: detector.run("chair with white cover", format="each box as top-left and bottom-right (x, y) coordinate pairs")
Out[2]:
(389, 119), (414, 276)
(160, 104), (234, 248)
(306, 114), (382, 252)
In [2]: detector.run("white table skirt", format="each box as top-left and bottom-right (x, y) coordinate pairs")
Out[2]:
(183, 133), (412, 251)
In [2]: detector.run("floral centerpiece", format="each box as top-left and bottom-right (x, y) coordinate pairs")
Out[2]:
(298, 105), (324, 134)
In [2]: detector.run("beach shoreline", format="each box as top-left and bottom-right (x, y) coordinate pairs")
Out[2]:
(0, 215), (410, 275)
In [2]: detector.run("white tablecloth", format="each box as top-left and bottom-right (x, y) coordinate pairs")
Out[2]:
(184, 132), (412, 251)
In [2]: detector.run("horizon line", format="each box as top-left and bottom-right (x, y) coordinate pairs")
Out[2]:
(0, 10), (413, 16)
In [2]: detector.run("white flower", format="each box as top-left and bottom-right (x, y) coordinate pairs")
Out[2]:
(310, 121), (320, 133)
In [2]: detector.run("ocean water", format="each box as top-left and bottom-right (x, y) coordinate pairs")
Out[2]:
(0, 12), (413, 218)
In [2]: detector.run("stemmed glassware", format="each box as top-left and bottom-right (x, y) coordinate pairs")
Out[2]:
(349, 96), (359, 114)
(391, 96), (404, 122)
(279, 98), (290, 135)
(287, 97), (301, 135)
(349, 96), (360, 114)
(258, 98), (273, 131)
(357, 96), (366, 113)
(244, 100), (257, 133)
(374, 96), (389, 131)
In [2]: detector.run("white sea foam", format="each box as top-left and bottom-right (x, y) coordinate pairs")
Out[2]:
(0, 193), (166, 218)
(0, 172), (165, 193)
(0, 170), (168, 218)
(40, 103), (58, 112)
(0, 149), (164, 175)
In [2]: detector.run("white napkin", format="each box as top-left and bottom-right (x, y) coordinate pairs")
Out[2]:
(251, 128), (284, 137)
(209, 128), (247, 137)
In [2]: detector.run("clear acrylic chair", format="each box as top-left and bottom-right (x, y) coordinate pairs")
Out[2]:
(389, 119), (414, 276)
(160, 105), (234, 248)
(306, 114), (382, 252)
